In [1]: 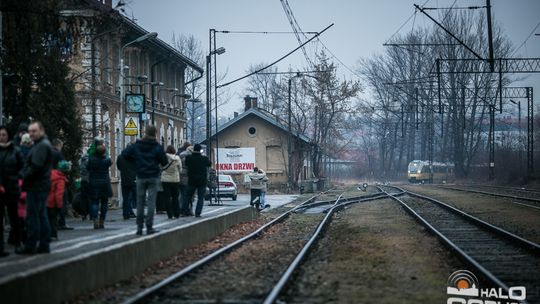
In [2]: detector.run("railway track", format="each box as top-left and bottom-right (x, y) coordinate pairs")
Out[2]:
(123, 188), (399, 304)
(468, 184), (540, 196)
(381, 185), (540, 304)
(435, 185), (540, 210)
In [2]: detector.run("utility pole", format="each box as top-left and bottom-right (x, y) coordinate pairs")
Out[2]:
(0, 11), (3, 126)
(486, 0), (495, 72)
(527, 87), (534, 180)
(489, 105), (495, 180)
(91, 38), (97, 137)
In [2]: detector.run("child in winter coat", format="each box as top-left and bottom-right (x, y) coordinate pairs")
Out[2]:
(47, 161), (71, 239)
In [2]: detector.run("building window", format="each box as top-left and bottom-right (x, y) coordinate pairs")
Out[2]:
(248, 126), (256, 136)
(266, 146), (284, 172)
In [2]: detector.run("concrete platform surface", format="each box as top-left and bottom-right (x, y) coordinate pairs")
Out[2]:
(0, 194), (297, 303)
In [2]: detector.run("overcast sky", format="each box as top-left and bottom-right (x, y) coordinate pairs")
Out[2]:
(119, 0), (540, 116)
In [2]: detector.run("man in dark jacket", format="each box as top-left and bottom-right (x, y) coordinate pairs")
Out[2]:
(17, 122), (53, 254)
(122, 125), (168, 235)
(117, 147), (137, 220)
(185, 144), (211, 217)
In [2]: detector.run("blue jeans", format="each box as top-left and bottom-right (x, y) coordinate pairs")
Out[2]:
(90, 197), (108, 220)
(136, 178), (160, 230)
(25, 191), (50, 251)
(121, 184), (136, 218)
(187, 185), (206, 216)
(260, 191), (266, 209)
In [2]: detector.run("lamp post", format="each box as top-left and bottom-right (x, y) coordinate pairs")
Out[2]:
(206, 29), (225, 205)
(205, 45), (225, 156)
(119, 32), (157, 149)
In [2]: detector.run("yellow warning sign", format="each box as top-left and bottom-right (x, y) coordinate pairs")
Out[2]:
(125, 118), (137, 129)
(124, 117), (138, 136)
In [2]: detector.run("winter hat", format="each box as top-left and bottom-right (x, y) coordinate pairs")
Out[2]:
(17, 123), (28, 134)
(57, 160), (71, 173)
(93, 136), (104, 146)
(21, 133), (32, 146)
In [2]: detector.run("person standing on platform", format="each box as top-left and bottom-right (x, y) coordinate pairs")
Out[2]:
(0, 126), (24, 256)
(185, 144), (211, 217)
(47, 160), (70, 239)
(87, 141), (112, 229)
(76, 147), (91, 219)
(17, 122), (53, 255)
(122, 125), (168, 235)
(51, 138), (73, 230)
(19, 133), (33, 159)
(13, 122), (28, 148)
(178, 143), (193, 216)
(257, 168), (269, 210)
(247, 167), (268, 211)
(160, 145), (181, 219)
(117, 146), (137, 220)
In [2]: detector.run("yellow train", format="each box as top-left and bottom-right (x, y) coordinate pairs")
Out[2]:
(407, 160), (454, 183)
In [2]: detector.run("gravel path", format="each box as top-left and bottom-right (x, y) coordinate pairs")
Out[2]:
(282, 198), (463, 303)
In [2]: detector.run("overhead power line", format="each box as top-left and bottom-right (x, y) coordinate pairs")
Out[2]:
(216, 30), (318, 35)
(217, 23), (334, 88)
(511, 19), (540, 57)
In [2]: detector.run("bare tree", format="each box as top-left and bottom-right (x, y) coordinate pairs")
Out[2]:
(304, 52), (362, 178)
(357, 9), (515, 180)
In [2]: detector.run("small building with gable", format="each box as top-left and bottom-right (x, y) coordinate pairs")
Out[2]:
(206, 97), (312, 192)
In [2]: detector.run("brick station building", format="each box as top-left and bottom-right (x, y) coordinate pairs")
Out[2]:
(62, 0), (203, 196)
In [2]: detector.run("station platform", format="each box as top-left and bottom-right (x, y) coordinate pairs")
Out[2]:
(0, 194), (297, 304)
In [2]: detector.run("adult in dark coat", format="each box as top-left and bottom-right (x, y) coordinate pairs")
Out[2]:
(185, 144), (211, 217)
(122, 125), (168, 235)
(17, 122), (53, 255)
(87, 143), (112, 229)
(0, 126), (24, 256)
(117, 148), (137, 220)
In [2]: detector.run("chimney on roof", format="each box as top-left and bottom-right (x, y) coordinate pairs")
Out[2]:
(244, 95), (258, 112)
(234, 111), (239, 118)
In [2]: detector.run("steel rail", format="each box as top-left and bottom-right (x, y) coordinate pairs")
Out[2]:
(379, 187), (523, 303)
(382, 185), (539, 304)
(295, 190), (385, 212)
(436, 185), (540, 210)
(465, 184), (540, 195)
(123, 190), (335, 304)
(391, 185), (540, 252)
(262, 188), (403, 303)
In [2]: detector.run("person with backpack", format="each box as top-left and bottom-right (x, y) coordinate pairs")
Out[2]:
(122, 125), (168, 235)
(185, 144), (211, 217)
(178, 144), (193, 216)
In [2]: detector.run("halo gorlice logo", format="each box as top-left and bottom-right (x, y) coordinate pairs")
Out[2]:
(447, 270), (527, 304)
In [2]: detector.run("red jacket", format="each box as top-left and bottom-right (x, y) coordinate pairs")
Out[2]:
(47, 169), (67, 208)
